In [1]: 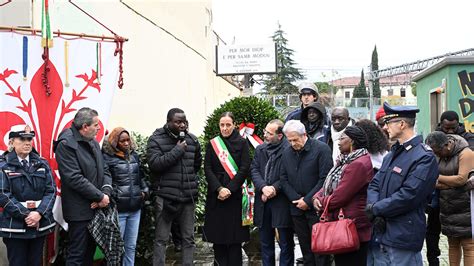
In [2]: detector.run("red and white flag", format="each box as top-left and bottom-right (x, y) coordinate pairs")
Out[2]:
(0, 31), (120, 262)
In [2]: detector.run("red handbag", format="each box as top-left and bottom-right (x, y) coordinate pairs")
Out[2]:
(311, 195), (360, 254)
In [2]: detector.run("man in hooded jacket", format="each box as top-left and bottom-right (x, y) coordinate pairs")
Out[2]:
(300, 102), (330, 144)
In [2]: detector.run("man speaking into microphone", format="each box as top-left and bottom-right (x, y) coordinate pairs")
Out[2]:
(147, 108), (202, 266)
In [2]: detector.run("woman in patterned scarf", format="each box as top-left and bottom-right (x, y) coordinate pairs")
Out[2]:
(312, 125), (375, 266)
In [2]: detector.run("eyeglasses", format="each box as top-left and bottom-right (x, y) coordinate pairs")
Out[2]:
(263, 129), (275, 136)
(19, 137), (33, 142)
(384, 119), (403, 125)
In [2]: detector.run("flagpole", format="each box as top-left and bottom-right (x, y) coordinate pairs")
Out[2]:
(0, 26), (128, 42)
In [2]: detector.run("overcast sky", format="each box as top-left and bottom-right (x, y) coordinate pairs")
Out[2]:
(212, 0), (473, 82)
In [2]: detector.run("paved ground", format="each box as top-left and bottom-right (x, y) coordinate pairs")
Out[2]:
(165, 233), (453, 266)
(0, 238), (8, 265)
(422, 234), (451, 266)
(0, 229), (453, 265)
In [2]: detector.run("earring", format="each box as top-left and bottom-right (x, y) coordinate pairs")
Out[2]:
(350, 145), (353, 153)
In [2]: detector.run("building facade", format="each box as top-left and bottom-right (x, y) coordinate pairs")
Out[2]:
(330, 74), (416, 104)
(413, 56), (474, 137)
(0, 0), (240, 135)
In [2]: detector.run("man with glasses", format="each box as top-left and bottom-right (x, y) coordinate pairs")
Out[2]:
(251, 119), (294, 265)
(366, 102), (439, 265)
(147, 108), (202, 266)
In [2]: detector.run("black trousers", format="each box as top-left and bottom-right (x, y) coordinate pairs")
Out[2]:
(3, 235), (45, 266)
(213, 243), (242, 266)
(66, 220), (96, 266)
(292, 213), (331, 266)
(425, 206), (441, 266)
(334, 241), (369, 266)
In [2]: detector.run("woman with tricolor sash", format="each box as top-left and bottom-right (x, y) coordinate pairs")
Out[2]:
(203, 112), (251, 266)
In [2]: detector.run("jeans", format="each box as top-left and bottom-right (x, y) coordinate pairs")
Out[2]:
(447, 236), (474, 266)
(3, 235), (45, 266)
(153, 196), (195, 266)
(119, 210), (141, 266)
(366, 238), (379, 266)
(259, 203), (294, 266)
(371, 244), (423, 266)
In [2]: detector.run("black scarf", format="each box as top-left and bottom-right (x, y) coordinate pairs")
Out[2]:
(264, 140), (286, 182)
(220, 129), (243, 152)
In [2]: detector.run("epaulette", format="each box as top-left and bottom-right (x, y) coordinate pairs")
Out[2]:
(421, 143), (433, 151)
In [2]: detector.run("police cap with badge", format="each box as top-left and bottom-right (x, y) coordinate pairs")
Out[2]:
(382, 102), (419, 123)
(8, 125), (35, 140)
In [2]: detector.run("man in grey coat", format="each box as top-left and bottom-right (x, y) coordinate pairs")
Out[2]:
(54, 107), (112, 266)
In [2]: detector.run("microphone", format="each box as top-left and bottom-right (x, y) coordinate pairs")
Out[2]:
(178, 131), (186, 141)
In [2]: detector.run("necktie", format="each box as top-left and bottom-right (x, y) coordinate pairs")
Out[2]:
(21, 159), (29, 170)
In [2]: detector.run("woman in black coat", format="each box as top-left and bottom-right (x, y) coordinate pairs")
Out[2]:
(203, 112), (251, 266)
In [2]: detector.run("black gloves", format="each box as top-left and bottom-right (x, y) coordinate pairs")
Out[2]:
(366, 203), (386, 233)
(373, 217), (386, 234)
(365, 204), (375, 222)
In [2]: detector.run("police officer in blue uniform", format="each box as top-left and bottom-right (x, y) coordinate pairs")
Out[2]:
(366, 102), (438, 265)
(0, 125), (56, 266)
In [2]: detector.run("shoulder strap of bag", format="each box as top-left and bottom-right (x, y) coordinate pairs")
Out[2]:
(320, 195), (346, 221)
(210, 136), (239, 179)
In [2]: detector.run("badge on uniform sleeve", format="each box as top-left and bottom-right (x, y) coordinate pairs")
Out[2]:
(393, 166), (402, 174)
(5, 171), (22, 177)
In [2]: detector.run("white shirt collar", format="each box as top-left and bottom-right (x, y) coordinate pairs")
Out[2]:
(17, 155), (30, 163)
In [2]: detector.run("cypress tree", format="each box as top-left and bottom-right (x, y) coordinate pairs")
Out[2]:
(353, 69), (368, 98)
(263, 23), (304, 94)
(371, 45), (381, 98)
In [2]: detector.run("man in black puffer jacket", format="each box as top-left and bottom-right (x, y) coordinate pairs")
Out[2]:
(147, 108), (202, 266)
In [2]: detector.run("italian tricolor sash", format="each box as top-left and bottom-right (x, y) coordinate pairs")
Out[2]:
(210, 136), (254, 226)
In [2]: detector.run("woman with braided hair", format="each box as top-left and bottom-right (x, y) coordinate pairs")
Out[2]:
(355, 119), (389, 171)
(313, 126), (375, 266)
